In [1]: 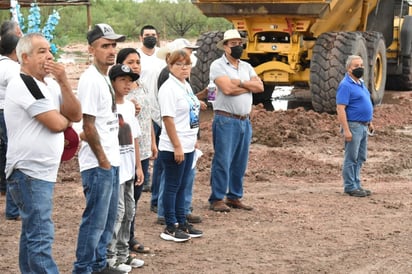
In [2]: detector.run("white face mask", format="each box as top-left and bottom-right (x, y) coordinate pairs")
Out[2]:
(190, 53), (198, 67)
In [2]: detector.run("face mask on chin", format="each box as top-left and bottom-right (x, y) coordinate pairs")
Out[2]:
(229, 45), (243, 60)
(143, 36), (157, 49)
(351, 67), (364, 79)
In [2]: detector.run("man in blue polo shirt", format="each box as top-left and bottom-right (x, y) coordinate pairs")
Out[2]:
(336, 55), (374, 197)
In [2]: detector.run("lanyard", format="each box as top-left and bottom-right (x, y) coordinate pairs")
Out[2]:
(94, 65), (117, 113)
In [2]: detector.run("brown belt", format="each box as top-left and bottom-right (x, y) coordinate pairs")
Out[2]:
(214, 110), (249, 120)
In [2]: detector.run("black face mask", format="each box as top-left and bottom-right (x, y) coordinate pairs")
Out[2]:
(352, 67), (364, 79)
(229, 45), (243, 59)
(143, 36), (157, 49)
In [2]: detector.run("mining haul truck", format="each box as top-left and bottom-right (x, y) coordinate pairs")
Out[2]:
(190, 0), (412, 112)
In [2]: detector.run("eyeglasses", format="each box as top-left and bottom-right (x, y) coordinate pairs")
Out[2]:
(174, 62), (192, 69)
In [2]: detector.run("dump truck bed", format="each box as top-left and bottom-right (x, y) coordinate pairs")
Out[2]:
(192, 0), (381, 36)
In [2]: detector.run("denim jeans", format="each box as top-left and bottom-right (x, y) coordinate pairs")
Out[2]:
(73, 166), (119, 274)
(184, 168), (196, 215)
(156, 170), (165, 218)
(342, 122), (368, 193)
(150, 122), (162, 207)
(160, 150), (194, 226)
(7, 169), (59, 274)
(107, 179), (135, 264)
(209, 115), (252, 203)
(158, 167), (195, 218)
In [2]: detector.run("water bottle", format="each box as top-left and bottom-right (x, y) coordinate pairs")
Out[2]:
(207, 80), (216, 102)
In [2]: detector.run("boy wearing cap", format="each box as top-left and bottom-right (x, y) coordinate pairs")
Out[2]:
(105, 64), (145, 272)
(208, 29), (264, 212)
(73, 23), (127, 274)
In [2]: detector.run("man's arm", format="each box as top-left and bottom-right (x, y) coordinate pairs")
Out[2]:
(336, 104), (352, 142)
(44, 61), (82, 122)
(35, 110), (71, 133)
(215, 75), (264, 96)
(82, 114), (111, 169)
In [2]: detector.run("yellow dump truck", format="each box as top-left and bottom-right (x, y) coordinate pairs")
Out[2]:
(191, 0), (412, 112)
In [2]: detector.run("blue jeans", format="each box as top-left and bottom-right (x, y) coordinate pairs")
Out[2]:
(7, 169), (59, 274)
(184, 168), (196, 215)
(160, 150), (194, 226)
(209, 115), (252, 203)
(73, 166), (119, 274)
(108, 179), (135, 263)
(158, 167), (195, 218)
(342, 122), (368, 193)
(150, 122), (162, 207)
(157, 170), (165, 218)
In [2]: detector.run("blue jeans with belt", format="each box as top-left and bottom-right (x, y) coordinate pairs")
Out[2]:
(73, 166), (119, 274)
(209, 114), (252, 203)
(342, 122), (368, 192)
(7, 169), (59, 274)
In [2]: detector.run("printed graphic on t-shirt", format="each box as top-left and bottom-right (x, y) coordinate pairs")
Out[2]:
(118, 114), (134, 155)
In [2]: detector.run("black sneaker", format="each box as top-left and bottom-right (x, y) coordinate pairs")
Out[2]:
(179, 222), (203, 238)
(92, 263), (127, 274)
(345, 189), (367, 197)
(160, 225), (191, 242)
(359, 187), (372, 196)
(142, 184), (151, 192)
(150, 204), (158, 213)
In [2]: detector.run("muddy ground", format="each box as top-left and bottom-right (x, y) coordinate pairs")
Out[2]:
(0, 43), (412, 273)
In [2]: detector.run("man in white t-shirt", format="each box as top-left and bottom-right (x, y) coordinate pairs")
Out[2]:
(136, 25), (166, 194)
(5, 33), (81, 274)
(72, 23), (126, 274)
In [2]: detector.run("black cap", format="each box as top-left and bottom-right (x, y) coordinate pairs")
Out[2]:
(87, 23), (126, 45)
(109, 64), (139, 81)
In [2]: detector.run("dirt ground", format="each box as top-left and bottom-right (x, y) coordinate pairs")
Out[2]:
(0, 43), (412, 273)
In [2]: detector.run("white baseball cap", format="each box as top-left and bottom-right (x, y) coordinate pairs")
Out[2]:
(157, 38), (199, 59)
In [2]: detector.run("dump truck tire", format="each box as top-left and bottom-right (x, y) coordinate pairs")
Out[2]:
(363, 31), (386, 105)
(386, 16), (412, 90)
(310, 32), (369, 113)
(190, 31), (224, 94)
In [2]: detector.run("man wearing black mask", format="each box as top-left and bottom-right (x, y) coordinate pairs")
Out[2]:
(336, 55), (374, 198)
(136, 25), (165, 195)
(208, 29), (264, 212)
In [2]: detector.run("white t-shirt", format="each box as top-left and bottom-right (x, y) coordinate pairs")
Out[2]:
(77, 65), (120, 171)
(117, 100), (141, 184)
(137, 47), (166, 127)
(5, 75), (63, 181)
(0, 56), (20, 109)
(158, 74), (199, 153)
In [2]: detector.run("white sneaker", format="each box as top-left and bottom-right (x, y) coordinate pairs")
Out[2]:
(126, 256), (144, 268)
(112, 262), (132, 273)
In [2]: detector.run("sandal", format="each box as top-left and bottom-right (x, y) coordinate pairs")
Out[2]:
(129, 238), (151, 254)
